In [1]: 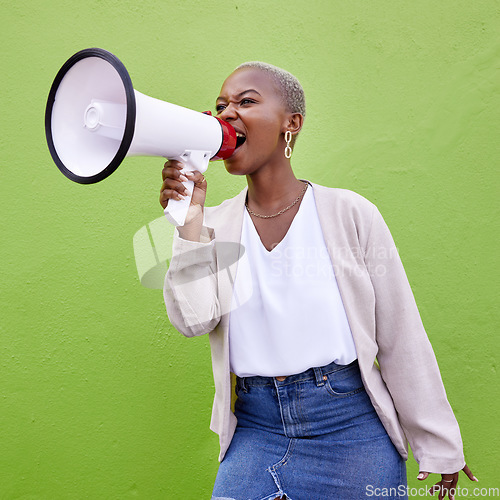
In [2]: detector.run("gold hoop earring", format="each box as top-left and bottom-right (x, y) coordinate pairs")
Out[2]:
(284, 131), (292, 159)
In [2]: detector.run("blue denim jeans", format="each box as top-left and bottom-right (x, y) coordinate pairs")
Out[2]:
(212, 360), (407, 500)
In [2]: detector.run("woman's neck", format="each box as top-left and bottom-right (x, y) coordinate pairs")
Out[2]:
(246, 163), (304, 213)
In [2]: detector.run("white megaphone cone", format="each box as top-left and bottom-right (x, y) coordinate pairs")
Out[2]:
(45, 48), (237, 226)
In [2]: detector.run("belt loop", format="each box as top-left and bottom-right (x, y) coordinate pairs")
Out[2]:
(313, 367), (325, 387)
(237, 376), (247, 393)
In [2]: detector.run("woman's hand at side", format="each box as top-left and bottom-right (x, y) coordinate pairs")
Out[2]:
(417, 463), (477, 499)
(159, 160), (208, 241)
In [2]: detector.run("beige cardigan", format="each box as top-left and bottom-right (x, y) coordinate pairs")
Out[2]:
(164, 182), (465, 473)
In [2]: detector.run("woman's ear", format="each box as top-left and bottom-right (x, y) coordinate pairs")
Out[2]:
(282, 113), (304, 149)
(283, 112), (304, 136)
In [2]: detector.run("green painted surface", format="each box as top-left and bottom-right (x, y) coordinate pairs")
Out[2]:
(1, 1), (498, 498)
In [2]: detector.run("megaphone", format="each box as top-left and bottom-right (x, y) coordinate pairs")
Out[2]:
(45, 48), (237, 226)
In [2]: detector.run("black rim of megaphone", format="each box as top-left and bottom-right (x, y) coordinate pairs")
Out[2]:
(45, 48), (136, 184)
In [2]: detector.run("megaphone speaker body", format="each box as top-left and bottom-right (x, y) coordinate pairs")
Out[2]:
(45, 48), (237, 225)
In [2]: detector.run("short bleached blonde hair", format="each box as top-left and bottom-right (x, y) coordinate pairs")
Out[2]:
(235, 61), (306, 118)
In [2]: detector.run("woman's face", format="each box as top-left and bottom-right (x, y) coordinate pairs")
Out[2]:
(215, 67), (291, 176)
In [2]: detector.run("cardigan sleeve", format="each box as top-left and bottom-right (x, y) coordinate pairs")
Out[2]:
(163, 226), (222, 337)
(364, 206), (465, 474)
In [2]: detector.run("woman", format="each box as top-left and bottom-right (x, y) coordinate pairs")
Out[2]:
(160, 62), (476, 500)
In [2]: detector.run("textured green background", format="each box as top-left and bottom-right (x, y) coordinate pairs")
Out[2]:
(1, 1), (498, 498)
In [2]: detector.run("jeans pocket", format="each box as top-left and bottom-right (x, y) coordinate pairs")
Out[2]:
(324, 364), (365, 398)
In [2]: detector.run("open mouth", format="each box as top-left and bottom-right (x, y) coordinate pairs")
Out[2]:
(235, 132), (247, 149)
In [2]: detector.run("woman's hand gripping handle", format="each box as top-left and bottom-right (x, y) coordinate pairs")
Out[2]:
(160, 160), (207, 241)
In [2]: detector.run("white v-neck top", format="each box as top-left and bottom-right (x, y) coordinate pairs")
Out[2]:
(228, 186), (357, 377)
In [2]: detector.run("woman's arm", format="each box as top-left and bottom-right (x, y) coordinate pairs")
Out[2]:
(161, 161), (222, 337)
(364, 206), (465, 474)
(163, 228), (221, 337)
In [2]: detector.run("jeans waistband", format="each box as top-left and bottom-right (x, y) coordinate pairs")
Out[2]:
(236, 359), (359, 391)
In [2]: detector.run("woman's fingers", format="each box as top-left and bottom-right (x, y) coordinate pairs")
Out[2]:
(159, 160), (208, 212)
(462, 464), (478, 482)
(185, 170), (207, 208)
(440, 474), (458, 500)
(427, 479), (455, 500)
(161, 167), (187, 185)
(160, 175), (189, 195)
(185, 170), (207, 187)
(418, 471), (457, 500)
(427, 480), (442, 498)
(159, 189), (186, 209)
(159, 178), (188, 209)
(419, 467), (477, 500)
(160, 160), (191, 209)
(161, 160), (183, 181)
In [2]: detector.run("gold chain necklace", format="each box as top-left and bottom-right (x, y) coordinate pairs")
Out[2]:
(245, 181), (308, 219)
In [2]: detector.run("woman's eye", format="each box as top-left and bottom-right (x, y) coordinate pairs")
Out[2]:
(215, 104), (226, 113)
(240, 98), (255, 105)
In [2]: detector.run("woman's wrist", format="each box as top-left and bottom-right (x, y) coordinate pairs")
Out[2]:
(177, 204), (204, 241)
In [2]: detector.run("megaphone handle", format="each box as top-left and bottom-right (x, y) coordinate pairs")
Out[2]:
(164, 151), (211, 226)
(163, 171), (194, 226)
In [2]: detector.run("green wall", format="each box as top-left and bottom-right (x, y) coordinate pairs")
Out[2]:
(1, 1), (498, 498)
